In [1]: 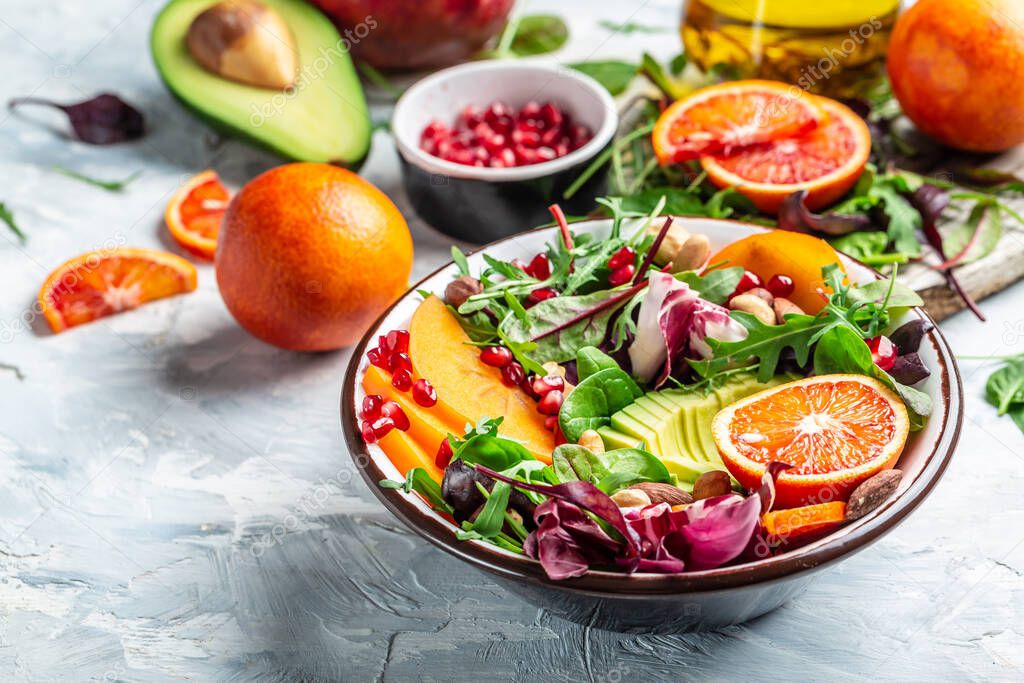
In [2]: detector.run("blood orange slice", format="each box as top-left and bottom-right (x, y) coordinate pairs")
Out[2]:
(39, 248), (197, 333)
(652, 80), (825, 164)
(712, 374), (909, 509)
(701, 96), (871, 214)
(165, 170), (230, 259)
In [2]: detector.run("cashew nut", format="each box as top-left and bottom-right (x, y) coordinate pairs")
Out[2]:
(577, 429), (605, 454)
(744, 287), (774, 305)
(729, 293), (776, 325)
(647, 217), (690, 266)
(610, 488), (652, 508)
(773, 297), (805, 323)
(671, 233), (711, 273)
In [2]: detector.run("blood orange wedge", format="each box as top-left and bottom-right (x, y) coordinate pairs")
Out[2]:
(165, 170), (230, 259)
(712, 375), (909, 509)
(652, 80), (824, 164)
(701, 96), (871, 215)
(39, 248), (198, 333)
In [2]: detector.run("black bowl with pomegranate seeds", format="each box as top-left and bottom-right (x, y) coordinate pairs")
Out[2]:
(392, 60), (618, 243)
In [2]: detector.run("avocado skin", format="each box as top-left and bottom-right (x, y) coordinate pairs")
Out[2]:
(151, 0), (371, 165)
(598, 373), (792, 486)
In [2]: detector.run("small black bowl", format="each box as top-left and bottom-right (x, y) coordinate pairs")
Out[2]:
(392, 60), (618, 243)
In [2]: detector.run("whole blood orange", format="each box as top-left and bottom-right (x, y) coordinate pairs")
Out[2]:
(652, 80), (824, 163)
(887, 0), (1024, 153)
(215, 163), (413, 351)
(701, 96), (870, 214)
(712, 374), (909, 509)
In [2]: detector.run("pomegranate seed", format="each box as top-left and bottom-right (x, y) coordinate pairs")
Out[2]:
(367, 347), (387, 369)
(867, 335), (897, 371)
(536, 390), (564, 415)
(412, 379), (437, 407)
(512, 128), (541, 147)
(527, 287), (558, 304)
(526, 253), (551, 279)
(766, 274), (795, 298)
(734, 270), (763, 296)
(540, 102), (563, 128)
(554, 426), (568, 446)
(480, 345), (513, 367)
(421, 121), (447, 141)
(544, 415), (558, 431)
(519, 101), (541, 121)
(536, 146), (557, 161)
(388, 352), (412, 373)
(608, 264), (636, 287)
(435, 438), (454, 469)
(381, 401), (410, 431)
(369, 416), (396, 439)
(391, 368), (413, 391)
(360, 420), (377, 444)
(607, 246), (636, 271)
(385, 330), (409, 355)
(501, 362), (525, 387)
(360, 394), (384, 420)
(532, 374), (564, 396)
(459, 105), (483, 128)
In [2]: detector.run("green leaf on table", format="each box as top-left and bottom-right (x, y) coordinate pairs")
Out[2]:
(985, 357), (1024, 414)
(55, 167), (141, 192)
(558, 367), (643, 442)
(0, 202), (26, 242)
(568, 60), (638, 96)
(942, 200), (1002, 267)
(597, 19), (669, 34)
(488, 14), (568, 58)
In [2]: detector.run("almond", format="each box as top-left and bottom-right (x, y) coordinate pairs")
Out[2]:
(692, 470), (733, 500)
(846, 469), (902, 520)
(629, 482), (693, 506)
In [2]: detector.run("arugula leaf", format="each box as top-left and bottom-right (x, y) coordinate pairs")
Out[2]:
(55, 167), (141, 192)
(0, 202), (26, 242)
(558, 367), (643, 442)
(569, 61), (637, 96)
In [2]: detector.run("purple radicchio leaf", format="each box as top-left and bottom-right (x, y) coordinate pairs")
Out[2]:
(477, 467), (640, 556)
(526, 498), (621, 579)
(618, 503), (687, 573)
(756, 461), (793, 515)
(8, 93), (145, 144)
(681, 493), (763, 570)
(910, 184), (985, 321)
(778, 190), (873, 236)
(890, 352), (931, 386)
(655, 286), (747, 388)
(628, 271), (689, 383)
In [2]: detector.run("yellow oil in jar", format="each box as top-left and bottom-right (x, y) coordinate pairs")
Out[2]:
(681, 0), (901, 97)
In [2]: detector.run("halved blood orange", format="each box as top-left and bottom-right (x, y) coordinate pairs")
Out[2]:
(652, 80), (825, 164)
(701, 96), (871, 214)
(39, 248), (197, 333)
(712, 375), (909, 509)
(165, 170), (230, 259)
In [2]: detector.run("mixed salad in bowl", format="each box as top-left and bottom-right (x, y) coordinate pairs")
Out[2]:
(354, 201), (937, 581)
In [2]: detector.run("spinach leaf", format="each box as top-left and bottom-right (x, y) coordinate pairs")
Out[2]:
(500, 290), (629, 364)
(569, 60), (637, 96)
(576, 346), (619, 382)
(452, 418), (536, 471)
(558, 368), (643, 442)
(985, 358), (1024, 414)
(551, 445), (671, 493)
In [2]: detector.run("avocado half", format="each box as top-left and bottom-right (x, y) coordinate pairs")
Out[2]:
(151, 0), (371, 165)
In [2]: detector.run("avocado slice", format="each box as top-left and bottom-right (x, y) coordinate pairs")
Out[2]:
(151, 0), (371, 165)
(606, 373), (794, 486)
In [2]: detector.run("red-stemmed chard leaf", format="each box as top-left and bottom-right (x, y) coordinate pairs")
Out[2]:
(8, 93), (145, 144)
(779, 190), (873, 236)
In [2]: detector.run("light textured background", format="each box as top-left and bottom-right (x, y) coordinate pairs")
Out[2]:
(1, 0), (1023, 680)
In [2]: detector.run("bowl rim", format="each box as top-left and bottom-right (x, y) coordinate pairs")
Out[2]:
(341, 218), (963, 595)
(392, 59), (618, 183)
